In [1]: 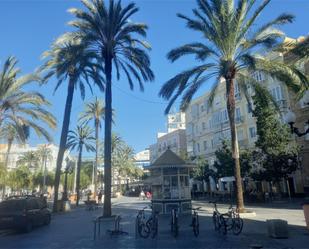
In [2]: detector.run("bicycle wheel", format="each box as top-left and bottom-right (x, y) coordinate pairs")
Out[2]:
(138, 221), (150, 238)
(219, 215), (227, 235)
(146, 217), (158, 239)
(212, 212), (220, 231)
(193, 215), (199, 237)
(171, 217), (178, 238)
(232, 217), (243, 235)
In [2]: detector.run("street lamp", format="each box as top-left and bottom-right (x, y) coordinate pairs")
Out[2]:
(284, 93), (309, 137)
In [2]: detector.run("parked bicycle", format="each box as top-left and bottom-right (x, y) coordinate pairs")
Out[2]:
(210, 201), (227, 234)
(170, 208), (179, 238)
(135, 206), (159, 239)
(146, 209), (159, 238)
(190, 207), (201, 237)
(209, 201), (243, 235)
(136, 206), (150, 238)
(222, 204), (243, 235)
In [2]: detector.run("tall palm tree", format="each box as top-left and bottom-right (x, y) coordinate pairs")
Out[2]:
(68, 0), (154, 217)
(0, 56), (56, 140)
(159, 0), (307, 212)
(79, 97), (105, 197)
(0, 56), (56, 197)
(40, 33), (103, 212)
(66, 125), (95, 206)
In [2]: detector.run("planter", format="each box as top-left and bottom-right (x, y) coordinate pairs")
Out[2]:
(302, 201), (309, 230)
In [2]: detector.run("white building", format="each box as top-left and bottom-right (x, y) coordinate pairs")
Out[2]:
(149, 111), (187, 163)
(186, 51), (292, 164)
(0, 143), (71, 172)
(134, 149), (150, 169)
(167, 112), (186, 133)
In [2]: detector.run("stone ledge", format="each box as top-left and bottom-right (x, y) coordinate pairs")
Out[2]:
(239, 210), (256, 218)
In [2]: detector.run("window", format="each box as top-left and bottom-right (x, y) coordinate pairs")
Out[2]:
(271, 86), (283, 101)
(249, 127), (256, 138)
(221, 109), (228, 122)
(252, 71), (264, 82)
(237, 129), (244, 141)
(203, 141), (207, 150)
(202, 122), (206, 130)
(197, 143), (200, 152)
(235, 82), (241, 99)
(235, 108), (241, 121)
(201, 105), (204, 112)
(247, 103), (252, 113)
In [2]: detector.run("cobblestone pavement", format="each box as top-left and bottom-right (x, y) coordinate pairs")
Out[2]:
(0, 197), (308, 249)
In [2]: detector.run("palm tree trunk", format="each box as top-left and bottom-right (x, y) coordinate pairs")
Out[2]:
(76, 144), (83, 206)
(94, 119), (99, 198)
(2, 139), (13, 198)
(226, 77), (245, 212)
(52, 77), (75, 212)
(103, 56), (112, 217)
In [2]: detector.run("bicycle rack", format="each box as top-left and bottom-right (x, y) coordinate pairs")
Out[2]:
(106, 215), (128, 236)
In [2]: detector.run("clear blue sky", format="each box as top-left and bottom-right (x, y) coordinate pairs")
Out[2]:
(0, 0), (308, 156)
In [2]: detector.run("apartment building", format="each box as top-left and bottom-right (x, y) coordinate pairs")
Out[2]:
(283, 36), (309, 195)
(149, 112), (187, 163)
(134, 149), (150, 169)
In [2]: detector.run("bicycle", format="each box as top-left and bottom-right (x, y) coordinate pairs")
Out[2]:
(209, 201), (227, 235)
(136, 206), (150, 238)
(190, 207), (201, 237)
(222, 204), (243, 235)
(146, 209), (159, 239)
(170, 208), (179, 238)
(210, 201), (243, 235)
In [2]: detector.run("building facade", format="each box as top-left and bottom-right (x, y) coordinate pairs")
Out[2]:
(0, 143), (71, 172)
(149, 112), (187, 163)
(185, 50), (306, 194)
(134, 149), (150, 169)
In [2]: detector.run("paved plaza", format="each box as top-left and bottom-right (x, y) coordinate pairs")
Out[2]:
(0, 197), (308, 249)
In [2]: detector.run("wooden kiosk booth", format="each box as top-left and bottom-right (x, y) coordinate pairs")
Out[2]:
(148, 149), (195, 214)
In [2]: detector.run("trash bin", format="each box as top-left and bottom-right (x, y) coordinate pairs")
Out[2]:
(302, 201), (309, 230)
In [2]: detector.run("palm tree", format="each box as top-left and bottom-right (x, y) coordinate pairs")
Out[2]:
(79, 97), (105, 197)
(0, 56), (56, 135)
(159, 0), (307, 212)
(0, 56), (56, 197)
(36, 145), (53, 192)
(17, 151), (40, 170)
(68, 0), (154, 217)
(40, 33), (103, 212)
(66, 125), (95, 206)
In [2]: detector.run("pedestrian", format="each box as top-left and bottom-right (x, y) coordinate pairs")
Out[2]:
(139, 190), (145, 200)
(98, 191), (102, 204)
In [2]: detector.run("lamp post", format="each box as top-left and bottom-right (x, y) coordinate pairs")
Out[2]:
(284, 92), (309, 137)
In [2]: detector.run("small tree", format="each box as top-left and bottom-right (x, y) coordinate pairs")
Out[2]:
(214, 141), (252, 179)
(192, 156), (216, 195)
(251, 87), (299, 192)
